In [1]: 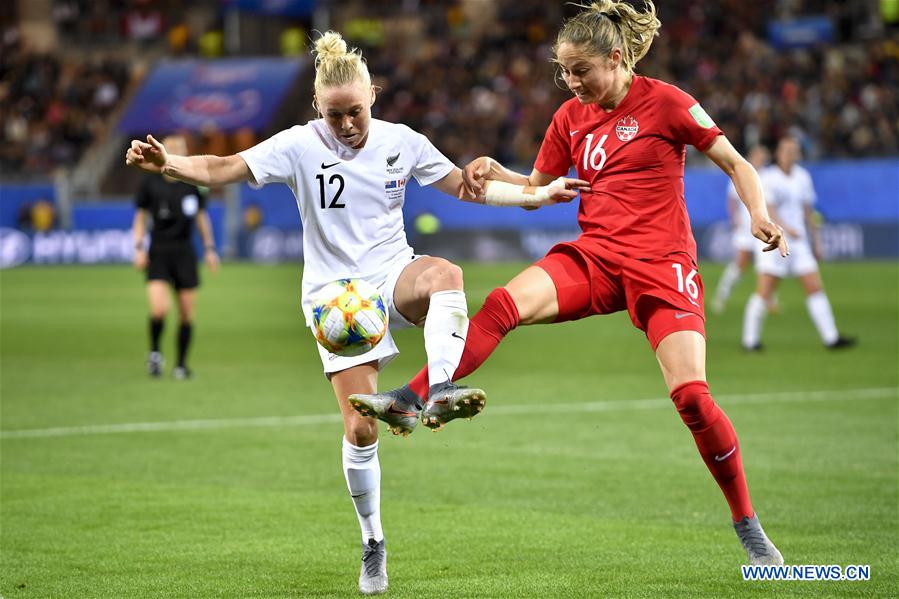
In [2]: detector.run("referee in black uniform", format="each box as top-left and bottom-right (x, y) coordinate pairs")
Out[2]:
(132, 135), (219, 379)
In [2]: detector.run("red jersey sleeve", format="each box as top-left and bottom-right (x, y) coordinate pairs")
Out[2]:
(534, 105), (572, 177)
(661, 84), (723, 152)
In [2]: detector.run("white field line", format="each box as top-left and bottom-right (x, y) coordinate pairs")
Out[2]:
(1, 387), (895, 440)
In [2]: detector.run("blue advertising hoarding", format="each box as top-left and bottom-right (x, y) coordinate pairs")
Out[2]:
(221, 0), (315, 17)
(237, 159), (898, 230)
(118, 58), (305, 134)
(1, 159), (896, 267)
(767, 16), (834, 49)
(0, 184), (55, 228)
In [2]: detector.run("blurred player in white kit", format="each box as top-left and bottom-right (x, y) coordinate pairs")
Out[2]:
(742, 136), (856, 351)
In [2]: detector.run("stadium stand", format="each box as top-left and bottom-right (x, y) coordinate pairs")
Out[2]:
(2, 0), (894, 182)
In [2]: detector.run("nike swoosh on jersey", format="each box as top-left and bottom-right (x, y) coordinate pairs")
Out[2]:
(451, 332), (465, 340)
(674, 312), (694, 319)
(569, 130), (579, 136)
(321, 161), (340, 169)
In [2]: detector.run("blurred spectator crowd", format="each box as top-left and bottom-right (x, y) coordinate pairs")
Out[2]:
(1, 0), (896, 179)
(352, 0), (898, 165)
(0, 28), (131, 176)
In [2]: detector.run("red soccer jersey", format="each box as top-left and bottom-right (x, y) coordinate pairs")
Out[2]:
(534, 75), (723, 261)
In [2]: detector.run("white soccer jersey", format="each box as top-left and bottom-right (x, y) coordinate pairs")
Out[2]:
(759, 164), (816, 239)
(239, 119), (455, 321)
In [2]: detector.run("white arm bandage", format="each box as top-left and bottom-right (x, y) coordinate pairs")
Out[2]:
(482, 178), (566, 208)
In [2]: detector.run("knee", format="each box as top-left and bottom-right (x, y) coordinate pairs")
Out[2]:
(417, 259), (464, 295)
(670, 381), (720, 431)
(804, 283), (823, 296)
(345, 417), (378, 447)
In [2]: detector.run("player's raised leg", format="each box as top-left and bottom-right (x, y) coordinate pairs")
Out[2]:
(414, 264), (558, 429)
(350, 256), (486, 433)
(332, 362), (389, 595)
(655, 329), (783, 565)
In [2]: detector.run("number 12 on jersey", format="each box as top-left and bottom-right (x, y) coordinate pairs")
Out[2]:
(316, 173), (346, 209)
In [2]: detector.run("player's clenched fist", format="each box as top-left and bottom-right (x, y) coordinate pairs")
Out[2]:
(125, 134), (168, 174)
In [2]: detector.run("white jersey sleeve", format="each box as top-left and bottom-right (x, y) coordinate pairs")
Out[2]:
(403, 126), (455, 186)
(238, 126), (311, 187)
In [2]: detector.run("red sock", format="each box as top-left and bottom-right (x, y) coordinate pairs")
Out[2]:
(670, 380), (754, 521)
(408, 287), (520, 398)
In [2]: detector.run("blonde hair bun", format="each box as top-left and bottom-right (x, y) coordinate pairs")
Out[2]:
(313, 31), (348, 63)
(311, 31), (371, 93)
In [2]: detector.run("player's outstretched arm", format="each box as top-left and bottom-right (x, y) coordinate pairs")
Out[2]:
(462, 156), (531, 196)
(431, 168), (481, 202)
(125, 134), (251, 187)
(456, 158), (589, 208)
(431, 166), (588, 208)
(704, 136), (789, 257)
(479, 177), (588, 208)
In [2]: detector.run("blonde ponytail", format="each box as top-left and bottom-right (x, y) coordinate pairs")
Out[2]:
(553, 1), (661, 72)
(312, 31), (371, 94)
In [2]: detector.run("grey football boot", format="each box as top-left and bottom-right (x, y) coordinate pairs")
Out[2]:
(358, 538), (388, 595)
(734, 514), (784, 565)
(348, 385), (423, 437)
(421, 381), (486, 431)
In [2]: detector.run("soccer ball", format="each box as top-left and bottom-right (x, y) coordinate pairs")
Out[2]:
(311, 278), (388, 357)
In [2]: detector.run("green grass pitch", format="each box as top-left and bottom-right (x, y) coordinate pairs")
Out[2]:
(1, 261), (897, 598)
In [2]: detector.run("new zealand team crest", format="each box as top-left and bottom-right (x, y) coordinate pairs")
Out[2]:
(615, 115), (639, 142)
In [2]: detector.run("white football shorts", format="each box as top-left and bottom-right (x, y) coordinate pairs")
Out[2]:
(754, 236), (818, 278)
(313, 254), (425, 377)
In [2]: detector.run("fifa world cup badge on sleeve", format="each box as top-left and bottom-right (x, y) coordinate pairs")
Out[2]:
(689, 103), (716, 128)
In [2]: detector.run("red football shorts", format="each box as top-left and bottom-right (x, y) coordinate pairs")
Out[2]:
(535, 240), (706, 350)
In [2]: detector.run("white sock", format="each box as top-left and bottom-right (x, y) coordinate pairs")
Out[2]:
(715, 262), (742, 304)
(342, 437), (383, 543)
(424, 290), (469, 388)
(806, 291), (839, 345)
(742, 293), (768, 347)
